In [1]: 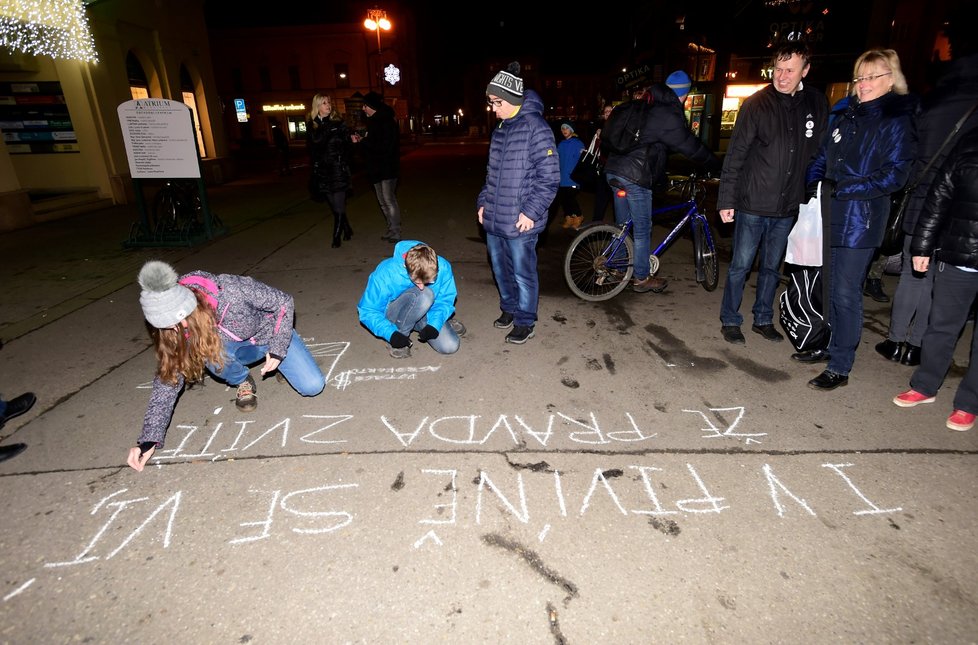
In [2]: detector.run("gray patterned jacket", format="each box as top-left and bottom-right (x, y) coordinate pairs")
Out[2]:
(137, 271), (295, 447)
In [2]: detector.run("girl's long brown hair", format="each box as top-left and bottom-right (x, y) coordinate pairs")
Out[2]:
(151, 290), (224, 385)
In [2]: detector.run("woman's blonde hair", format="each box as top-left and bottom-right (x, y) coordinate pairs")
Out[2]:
(308, 93), (340, 122)
(152, 290), (224, 385)
(851, 49), (908, 96)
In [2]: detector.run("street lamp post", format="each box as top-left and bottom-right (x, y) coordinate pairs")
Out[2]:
(364, 8), (392, 95)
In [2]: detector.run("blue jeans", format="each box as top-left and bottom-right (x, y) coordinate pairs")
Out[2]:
(486, 231), (540, 327)
(826, 246), (876, 376)
(373, 179), (401, 237)
(385, 286), (460, 354)
(208, 330), (325, 396)
(720, 211), (794, 327)
(911, 263), (978, 413)
(607, 173), (653, 280)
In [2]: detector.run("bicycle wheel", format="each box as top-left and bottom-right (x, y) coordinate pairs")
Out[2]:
(564, 224), (634, 301)
(177, 183), (203, 234)
(693, 217), (719, 292)
(151, 185), (181, 237)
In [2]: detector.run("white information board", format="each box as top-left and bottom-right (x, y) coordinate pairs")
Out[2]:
(117, 99), (200, 179)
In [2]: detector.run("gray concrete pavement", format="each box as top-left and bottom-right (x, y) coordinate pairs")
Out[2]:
(0, 142), (976, 643)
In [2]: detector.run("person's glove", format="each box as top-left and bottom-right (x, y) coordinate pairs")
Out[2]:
(390, 331), (411, 348)
(417, 325), (439, 343)
(704, 157), (723, 178)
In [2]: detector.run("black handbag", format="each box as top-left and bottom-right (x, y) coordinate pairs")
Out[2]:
(570, 133), (603, 192)
(879, 189), (911, 256)
(880, 100), (978, 256)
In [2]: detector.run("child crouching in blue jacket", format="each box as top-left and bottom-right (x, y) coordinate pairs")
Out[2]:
(358, 241), (465, 358)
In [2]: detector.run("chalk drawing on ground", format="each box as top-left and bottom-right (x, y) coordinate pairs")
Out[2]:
(682, 406), (766, 444)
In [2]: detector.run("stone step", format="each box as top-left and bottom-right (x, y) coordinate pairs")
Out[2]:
(30, 189), (114, 221)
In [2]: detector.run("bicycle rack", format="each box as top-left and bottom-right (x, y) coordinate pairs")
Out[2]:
(123, 177), (227, 248)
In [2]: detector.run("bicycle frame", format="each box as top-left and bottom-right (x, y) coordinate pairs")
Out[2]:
(595, 197), (702, 270)
(564, 175), (719, 300)
(650, 200), (702, 257)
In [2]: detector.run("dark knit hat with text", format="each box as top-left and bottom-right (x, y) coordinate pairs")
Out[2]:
(138, 260), (197, 329)
(486, 61), (524, 106)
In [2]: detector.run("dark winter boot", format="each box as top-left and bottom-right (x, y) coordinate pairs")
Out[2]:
(332, 216), (343, 248)
(863, 278), (889, 303)
(341, 214), (353, 240)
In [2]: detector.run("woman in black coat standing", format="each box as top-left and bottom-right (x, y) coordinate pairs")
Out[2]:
(307, 93), (354, 247)
(893, 127), (978, 432)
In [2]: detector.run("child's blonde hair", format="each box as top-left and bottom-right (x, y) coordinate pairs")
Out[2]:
(405, 244), (438, 285)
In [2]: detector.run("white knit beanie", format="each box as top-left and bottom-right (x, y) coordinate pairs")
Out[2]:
(138, 261), (197, 328)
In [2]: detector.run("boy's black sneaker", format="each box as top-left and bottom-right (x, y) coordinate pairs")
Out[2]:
(505, 325), (535, 344)
(493, 312), (514, 329)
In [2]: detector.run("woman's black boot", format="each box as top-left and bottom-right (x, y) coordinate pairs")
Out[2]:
(341, 214), (353, 240)
(332, 216), (342, 248)
(900, 343), (921, 366)
(875, 338), (903, 362)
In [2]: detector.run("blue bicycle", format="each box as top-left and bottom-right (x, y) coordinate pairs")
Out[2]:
(563, 174), (719, 301)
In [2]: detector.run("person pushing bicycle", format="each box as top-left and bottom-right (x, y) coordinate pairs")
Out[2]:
(602, 70), (722, 293)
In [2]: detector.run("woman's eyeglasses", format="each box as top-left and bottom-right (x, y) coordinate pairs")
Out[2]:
(486, 98), (504, 107)
(853, 72), (892, 84)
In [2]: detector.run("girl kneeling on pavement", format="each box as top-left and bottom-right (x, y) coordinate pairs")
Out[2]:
(126, 261), (325, 471)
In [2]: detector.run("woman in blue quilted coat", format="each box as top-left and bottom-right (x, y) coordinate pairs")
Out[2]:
(804, 49), (917, 390)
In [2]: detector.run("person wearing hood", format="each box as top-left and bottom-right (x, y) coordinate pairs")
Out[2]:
(354, 91), (402, 242)
(358, 240), (466, 359)
(477, 62), (559, 345)
(802, 49), (917, 391)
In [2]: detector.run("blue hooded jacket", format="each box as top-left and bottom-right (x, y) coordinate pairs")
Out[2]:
(807, 91), (917, 248)
(477, 90), (559, 238)
(358, 240), (458, 342)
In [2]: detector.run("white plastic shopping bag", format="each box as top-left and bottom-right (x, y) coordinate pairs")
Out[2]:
(785, 181), (822, 266)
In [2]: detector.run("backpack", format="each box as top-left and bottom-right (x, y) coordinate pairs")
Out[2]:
(778, 267), (830, 352)
(601, 100), (652, 155)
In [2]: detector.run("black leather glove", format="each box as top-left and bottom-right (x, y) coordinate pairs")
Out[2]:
(390, 331), (411, 348)
(418, 325), (439, 343)
(805, 182), (819, 201)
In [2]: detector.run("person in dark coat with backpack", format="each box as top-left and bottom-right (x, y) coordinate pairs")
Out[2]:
(307, 93), (354, 248)
(893, 127), (978, 431)
(804, 49), (917, 391)
(602, 70), (721, 294)
(478, 62), (559, 345)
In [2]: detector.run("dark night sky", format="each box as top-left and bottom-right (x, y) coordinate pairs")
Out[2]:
(201, 1), (671, 75)
(202, 0), (708, 107)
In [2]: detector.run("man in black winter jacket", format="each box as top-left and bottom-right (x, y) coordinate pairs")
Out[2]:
(354, 91), (402, 242)
(718, 41), (828, 347)
(602, 71), (720, 293)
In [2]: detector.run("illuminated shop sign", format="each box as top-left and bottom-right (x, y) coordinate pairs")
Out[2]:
(262, 103), (306, 112)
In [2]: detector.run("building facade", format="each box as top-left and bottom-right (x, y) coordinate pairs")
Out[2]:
(0, 0), (229, 232)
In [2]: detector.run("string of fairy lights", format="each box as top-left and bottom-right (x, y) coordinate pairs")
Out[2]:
(0, 0), (98, 63)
